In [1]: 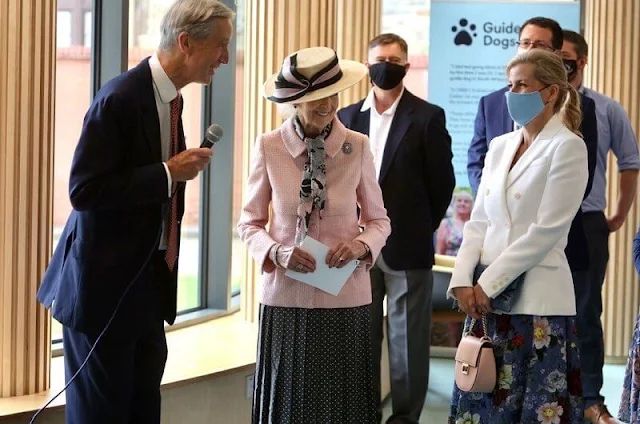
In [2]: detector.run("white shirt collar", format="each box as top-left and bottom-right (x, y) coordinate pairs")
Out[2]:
(149, 53), (179, 104)
(360, 87), (405, 115)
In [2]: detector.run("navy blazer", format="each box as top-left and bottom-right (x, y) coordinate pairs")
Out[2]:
(467, 86), (598, 272)
(338, 90), (455, 270)
(37, 59), (185, 334)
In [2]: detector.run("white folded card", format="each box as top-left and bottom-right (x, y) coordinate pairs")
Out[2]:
(284, 236), (358, 296)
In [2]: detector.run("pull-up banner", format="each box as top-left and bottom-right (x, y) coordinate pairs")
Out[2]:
(428, 0), (581, 190)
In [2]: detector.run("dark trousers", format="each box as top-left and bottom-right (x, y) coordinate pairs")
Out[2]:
(370, 256), (433, 424)
(578, 211), (610, 408)
(62, 253), (169, 424)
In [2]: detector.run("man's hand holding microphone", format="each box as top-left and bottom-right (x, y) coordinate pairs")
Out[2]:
(166, 148), (212, 181)
(167, 124), (222, 181)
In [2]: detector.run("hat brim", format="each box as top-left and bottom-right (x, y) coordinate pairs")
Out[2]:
(262, 60), (368, 104)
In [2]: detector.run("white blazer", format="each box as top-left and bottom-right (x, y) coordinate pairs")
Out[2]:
(448, 115), (588, 316)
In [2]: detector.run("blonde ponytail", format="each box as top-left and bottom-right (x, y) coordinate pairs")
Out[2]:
(561, 84), (582, 137)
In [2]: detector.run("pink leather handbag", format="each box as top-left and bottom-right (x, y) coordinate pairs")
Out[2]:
(454, 315), (497, 393)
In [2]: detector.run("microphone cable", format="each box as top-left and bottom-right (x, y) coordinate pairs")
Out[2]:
(30, 126), (219, 422)
(29, 200), (171, 423)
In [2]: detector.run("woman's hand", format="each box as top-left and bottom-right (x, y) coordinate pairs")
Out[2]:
(473, 284), (493, 315)
(326, 241), (367, 268)
(452, 287), (482, 320)
(276, 245), (316, 273)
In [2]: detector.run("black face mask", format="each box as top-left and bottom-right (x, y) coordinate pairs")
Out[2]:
(563, 59), (578, 82)
(369, 62), (407, 90)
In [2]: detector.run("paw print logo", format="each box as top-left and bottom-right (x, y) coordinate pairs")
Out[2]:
(452, 19), (477, 46)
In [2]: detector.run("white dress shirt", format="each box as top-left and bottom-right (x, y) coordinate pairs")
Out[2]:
(360, 87), (404, 179)
(148, 53), (179, 249)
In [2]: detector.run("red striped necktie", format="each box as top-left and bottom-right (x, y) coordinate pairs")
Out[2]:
(165, 96), (180, 271)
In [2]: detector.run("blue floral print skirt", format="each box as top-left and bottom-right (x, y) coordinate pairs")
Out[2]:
(619, 313), (640, 423)
(449, 314), (583, 424)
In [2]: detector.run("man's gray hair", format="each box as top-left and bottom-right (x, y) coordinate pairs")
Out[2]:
(159, 0), (234, 51)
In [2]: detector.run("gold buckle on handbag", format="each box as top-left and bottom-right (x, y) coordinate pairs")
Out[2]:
(461, 363), (470, 375)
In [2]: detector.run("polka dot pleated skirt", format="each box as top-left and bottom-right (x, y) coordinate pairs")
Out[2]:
(252, 304), (377, 424)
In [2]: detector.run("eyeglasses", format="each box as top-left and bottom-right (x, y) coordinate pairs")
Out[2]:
(516, 40), (555, 51)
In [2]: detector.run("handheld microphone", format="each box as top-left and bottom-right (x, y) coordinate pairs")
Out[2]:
(200, 124), (223, 148)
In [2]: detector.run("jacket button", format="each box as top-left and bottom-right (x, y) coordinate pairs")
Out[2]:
(486, 189), (490, 196)
(514, 192), (522, 200)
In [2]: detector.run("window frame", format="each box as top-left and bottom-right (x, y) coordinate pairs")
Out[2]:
(201, 0), (239, 312)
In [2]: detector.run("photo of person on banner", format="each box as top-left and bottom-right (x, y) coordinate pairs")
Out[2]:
(436, 191), (473, 257)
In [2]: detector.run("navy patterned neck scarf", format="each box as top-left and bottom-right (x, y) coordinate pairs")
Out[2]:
(293, 117), (332, 246)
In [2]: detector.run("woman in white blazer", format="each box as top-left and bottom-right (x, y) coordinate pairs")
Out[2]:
(448, 50), (588, 423)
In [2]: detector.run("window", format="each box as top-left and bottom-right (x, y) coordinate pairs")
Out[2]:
(56, 11), (72, 48)
(84, 11), (92, 48)
(230, 0), (246, 300)
(381, 0), (430, 98)
(129, 0), (203, 313)
(51, 0), (241, 345)
(52, 1), (93, 343)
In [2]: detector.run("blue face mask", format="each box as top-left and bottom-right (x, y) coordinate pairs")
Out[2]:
(504, 86), (550, 127)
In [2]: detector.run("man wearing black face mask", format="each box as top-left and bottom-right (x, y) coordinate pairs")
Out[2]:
(562, 29), (639, 424)
(468, 17), (597, 200)
(338, 33), (455, 424)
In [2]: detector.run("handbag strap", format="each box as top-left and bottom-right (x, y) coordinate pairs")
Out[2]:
(466, 314), (489, 338)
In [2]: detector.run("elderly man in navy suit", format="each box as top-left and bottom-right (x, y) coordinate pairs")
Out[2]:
(467, 16), (607, 424)
(36, 1), (233, 422)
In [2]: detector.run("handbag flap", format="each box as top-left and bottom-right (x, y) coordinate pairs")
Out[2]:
(455, 335), (491, 367)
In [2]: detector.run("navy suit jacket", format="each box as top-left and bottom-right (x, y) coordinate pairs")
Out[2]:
(37, 59), (185, 334)
(467, 86), (598, 271)
(338, 90), (455, 270)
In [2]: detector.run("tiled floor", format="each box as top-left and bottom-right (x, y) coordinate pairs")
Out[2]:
(382, 357), (627, 423)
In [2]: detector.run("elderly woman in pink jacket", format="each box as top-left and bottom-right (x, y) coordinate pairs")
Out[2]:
(238, 47), (391, 423)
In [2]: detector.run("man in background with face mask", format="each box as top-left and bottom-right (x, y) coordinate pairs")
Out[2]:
(467, 16), (604, 423)
(561, 29), (639, 424)
(468, 17), (597, 198)
(338, 33), (455, 424)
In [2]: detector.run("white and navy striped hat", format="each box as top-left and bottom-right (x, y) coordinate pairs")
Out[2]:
(263, 47), (367, 104)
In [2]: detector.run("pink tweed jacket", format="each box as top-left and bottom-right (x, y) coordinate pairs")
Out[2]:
(238, 117), (391, 309)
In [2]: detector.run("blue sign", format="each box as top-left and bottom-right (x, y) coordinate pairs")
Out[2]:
(428, 0), (581, 190)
